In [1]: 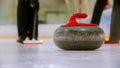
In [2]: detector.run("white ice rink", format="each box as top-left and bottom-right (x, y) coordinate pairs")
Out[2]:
(0, 39), (120, 68)
(0, 24), (120, 68)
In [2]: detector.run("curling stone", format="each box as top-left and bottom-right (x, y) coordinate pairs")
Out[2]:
(53, 13), (105, 50)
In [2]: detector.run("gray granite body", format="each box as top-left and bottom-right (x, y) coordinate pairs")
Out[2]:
(54, 26), (105, 50)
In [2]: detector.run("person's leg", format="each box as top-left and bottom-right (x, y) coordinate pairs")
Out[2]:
(27, 7), (34, 40)
(17, 0), (28, 43)
(27, 9), (38, 40)
(109, 0), (120, 42)
(34, 13), (39, 40)
(91, 0), (107, 25)
(27, 0), (39, 40)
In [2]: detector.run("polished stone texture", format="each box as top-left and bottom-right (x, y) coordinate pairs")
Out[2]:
(0, 39), (120, 68)
(54, 26), (105, 50)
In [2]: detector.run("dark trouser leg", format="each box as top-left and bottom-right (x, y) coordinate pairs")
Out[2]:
(17, 7), (28, 41)
(91, 0), (107, 25)
(27, 9), (38, 40)
(109, 0), (120, 42)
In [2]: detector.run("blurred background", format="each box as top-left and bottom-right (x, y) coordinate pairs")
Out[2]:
(0, 0), (113, 24)
(0, 0), (113, 39)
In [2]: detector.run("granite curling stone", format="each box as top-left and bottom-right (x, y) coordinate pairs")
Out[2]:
(53, 13), (105, 50)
